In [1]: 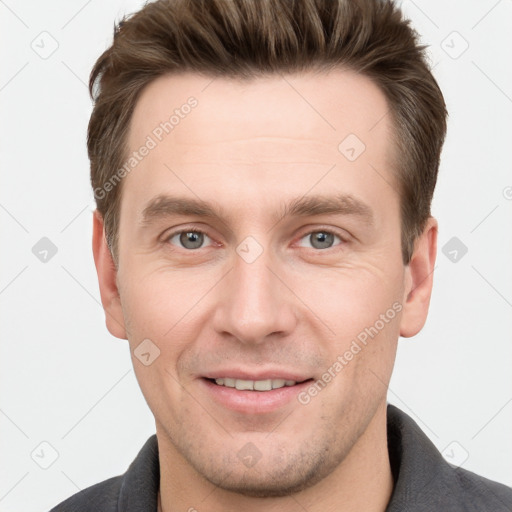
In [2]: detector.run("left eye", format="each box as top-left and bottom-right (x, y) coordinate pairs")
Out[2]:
(298, 230), (343, 250)
(167, 230), (213, 250)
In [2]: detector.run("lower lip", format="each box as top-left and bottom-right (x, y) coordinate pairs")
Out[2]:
(200, 378), (313, 414)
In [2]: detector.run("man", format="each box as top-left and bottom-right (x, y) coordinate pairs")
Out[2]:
(50, 0), (512, 510)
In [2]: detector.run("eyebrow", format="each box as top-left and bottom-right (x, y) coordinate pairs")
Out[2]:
(141, 193), (374, 228)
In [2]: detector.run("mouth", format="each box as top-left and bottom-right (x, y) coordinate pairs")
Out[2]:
(201, 376), (315, 414)
(207, 377), (311, 391)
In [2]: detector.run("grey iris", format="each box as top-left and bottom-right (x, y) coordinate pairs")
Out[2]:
(181, 231), (204, 249)
(310, 231), (334, 249)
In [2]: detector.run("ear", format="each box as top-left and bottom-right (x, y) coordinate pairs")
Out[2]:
(399, 216), (438, 338)
(92, 210), (127, 339)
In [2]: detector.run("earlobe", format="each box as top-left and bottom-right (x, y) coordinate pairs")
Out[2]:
(399, 217), (438, 338)
(92, 211), (127, 339)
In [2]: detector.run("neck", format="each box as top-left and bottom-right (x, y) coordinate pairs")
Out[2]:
(158, 401), (393, 512)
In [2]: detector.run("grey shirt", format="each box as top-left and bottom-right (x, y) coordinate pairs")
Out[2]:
(49, 404), (512, 511)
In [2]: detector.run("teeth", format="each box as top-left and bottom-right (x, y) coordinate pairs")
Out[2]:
(235, 379), (253, 391)
(272, 379), (285, 388)
(254, 379), (272, 391)
(214, 378), (297, 391)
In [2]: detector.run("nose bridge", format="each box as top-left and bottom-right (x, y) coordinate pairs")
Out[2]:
(213, 237), (296, 344)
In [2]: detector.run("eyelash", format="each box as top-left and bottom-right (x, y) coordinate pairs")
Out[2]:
(163, 226), (348, 251)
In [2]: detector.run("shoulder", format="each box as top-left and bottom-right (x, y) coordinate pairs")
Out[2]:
(48, 475), (123, 511)
(446, 465), (512, 511)
(386, 404), (512, 511)
(48, 435), (159, 512)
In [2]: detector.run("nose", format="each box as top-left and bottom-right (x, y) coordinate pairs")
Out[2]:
(212, 243), (298, 345)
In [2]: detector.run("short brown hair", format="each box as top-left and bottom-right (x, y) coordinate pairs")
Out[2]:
(88, 0), (447, 264)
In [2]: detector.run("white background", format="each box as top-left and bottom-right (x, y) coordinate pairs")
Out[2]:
(1, 0), (511, 510)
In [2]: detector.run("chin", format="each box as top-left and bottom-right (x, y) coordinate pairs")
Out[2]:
(216, 478), (314, 498)
(200, 453), (336, 499)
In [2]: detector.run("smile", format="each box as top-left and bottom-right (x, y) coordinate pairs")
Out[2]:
(213, 378), (298, 391)
(202, 376), (314, 414)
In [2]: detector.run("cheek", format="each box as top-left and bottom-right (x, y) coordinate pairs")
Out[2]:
(120, 271), (199, 418)
(298, 262), (403, 336)
(301, 264), (403, 398)
(119, 264), (213, 339)
(118, 266), (221, 401)
(117, 271), (191, 396)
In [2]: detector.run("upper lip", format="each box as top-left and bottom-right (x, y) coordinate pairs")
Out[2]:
(201, 369), (312, 382)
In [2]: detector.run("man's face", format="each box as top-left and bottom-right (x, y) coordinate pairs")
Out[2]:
(110, 69), (411, 495)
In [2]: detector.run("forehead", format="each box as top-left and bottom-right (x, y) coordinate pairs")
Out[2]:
(123, 69), (398, 224)
(128, 69), (393, 163)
